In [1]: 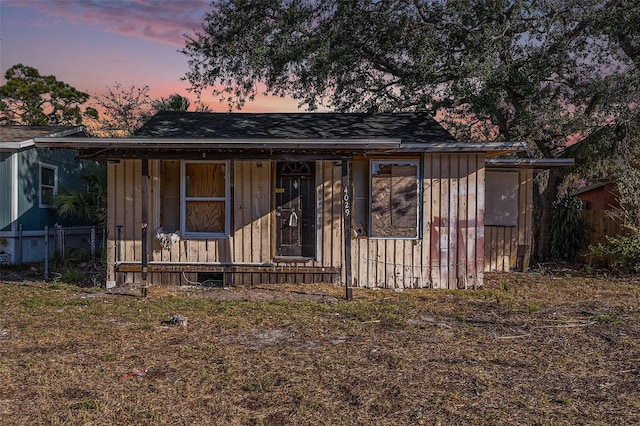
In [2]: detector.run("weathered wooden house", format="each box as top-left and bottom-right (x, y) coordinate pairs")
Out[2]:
(36, 111), (557, 290)
(0, 126), (88, 264)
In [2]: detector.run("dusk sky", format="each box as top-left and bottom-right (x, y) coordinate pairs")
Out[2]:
(0, 0), (300, 112)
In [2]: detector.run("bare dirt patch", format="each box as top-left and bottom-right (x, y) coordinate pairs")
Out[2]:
(0, 267), (639, 425)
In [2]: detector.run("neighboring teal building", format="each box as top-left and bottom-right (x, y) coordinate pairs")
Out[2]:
(0, 126), (88, 264)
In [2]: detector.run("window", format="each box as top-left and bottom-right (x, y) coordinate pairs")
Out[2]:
(39, 163), (57, 208)
(485, 170), (518, 226)
(370, 159), (419, 238)
(180, 161), (230, 237)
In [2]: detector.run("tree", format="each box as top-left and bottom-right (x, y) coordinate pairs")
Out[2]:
(53, 163), (107, 226)
(0, 64), (97, 125)
(151, 93), (191, 112)
(183, 0), (640, 260)
(92, 82), (152, 136)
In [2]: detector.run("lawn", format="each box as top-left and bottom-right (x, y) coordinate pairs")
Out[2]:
(0, 268), (639, 425)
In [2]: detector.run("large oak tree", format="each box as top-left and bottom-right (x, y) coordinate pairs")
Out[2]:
(183, 0), (639, 259)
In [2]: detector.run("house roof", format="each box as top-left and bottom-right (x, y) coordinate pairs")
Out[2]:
(574, 179), (616, 195)
(134, 111), (459, 142)
(33, 112), (526, 160)
(0, 126), (86, 151)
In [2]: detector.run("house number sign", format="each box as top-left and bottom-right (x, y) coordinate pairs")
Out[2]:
(343, 186), (350, 217)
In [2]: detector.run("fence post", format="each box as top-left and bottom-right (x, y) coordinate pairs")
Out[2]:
(91, 226), (96, 264)
(56, 225), (64, 258)
(44, 226), (49, 281)
(17, 223), (22, 264)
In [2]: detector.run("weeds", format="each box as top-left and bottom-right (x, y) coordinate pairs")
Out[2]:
(589, 313), (622, 324)
(0, 275), (639, 425)
(71, 399), (100, 410)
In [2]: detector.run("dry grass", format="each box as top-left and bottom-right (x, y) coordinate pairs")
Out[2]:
(1, 268), (639, 425)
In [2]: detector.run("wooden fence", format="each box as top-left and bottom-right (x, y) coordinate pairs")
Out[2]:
(582, 210), (625, 246)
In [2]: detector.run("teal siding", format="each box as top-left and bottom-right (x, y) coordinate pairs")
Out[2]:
(0, 152), (12, 232)
(17, 147), (85, 231)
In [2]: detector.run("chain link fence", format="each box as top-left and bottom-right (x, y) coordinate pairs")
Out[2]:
(44, 226), (106, 280)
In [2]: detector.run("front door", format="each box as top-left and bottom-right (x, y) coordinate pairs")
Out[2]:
(275, 161), (316, 258)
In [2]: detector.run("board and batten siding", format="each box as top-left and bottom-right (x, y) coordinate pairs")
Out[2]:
(484, 168), (533, 272)
(351, 153), (485, 289)
(107, 155), (486, 289)
(106, 160), (344, 286)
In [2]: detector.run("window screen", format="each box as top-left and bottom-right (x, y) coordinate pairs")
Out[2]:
(485, 170), (518, 226)
(370, 160), (419, 238)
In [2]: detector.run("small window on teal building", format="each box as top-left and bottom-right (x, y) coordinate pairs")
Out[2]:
(40, 163), (57, 208)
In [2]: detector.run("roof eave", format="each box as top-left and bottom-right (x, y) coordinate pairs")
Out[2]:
(34, 137), (403, 150)
(2, 126), (87, 151)
(485, 158), (576, 169)
(395, 141), (526, 154)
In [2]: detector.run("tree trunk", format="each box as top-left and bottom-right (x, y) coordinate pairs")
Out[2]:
(534, 168), (565, 262)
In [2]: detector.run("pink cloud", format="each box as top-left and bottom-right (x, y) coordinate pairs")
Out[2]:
(10, 0), (210, 46)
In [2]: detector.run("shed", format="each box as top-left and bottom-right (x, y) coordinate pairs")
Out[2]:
(575, 178), (624, 247)
(0, 125), (88, 263)
(36, 111), (540, 289)
(575, 179), (620, 211)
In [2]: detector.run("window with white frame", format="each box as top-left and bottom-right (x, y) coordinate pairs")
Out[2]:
(370, 159), (419, 238)
(181, 160), (230, 237)
(39, 163), (57, 208)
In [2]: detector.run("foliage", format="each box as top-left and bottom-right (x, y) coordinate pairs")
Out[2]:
(550, 192), (589, 262)
(613, 164), (640, 228)
(184, 0), (640, 259)
(92, 82), (152, 136)
(589, 231), (640, 273)
(53, 163), (107, 226)
(0, 64), (98, 125)
(589, 163), (640, 272)
(151, 93), (191, 112)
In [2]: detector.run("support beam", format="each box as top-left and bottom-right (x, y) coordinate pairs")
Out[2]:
(141, 159), (149, 296)
(342, 157), (353, 300)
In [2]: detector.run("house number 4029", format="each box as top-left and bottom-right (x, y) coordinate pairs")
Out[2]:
(343, 187), (350, 217)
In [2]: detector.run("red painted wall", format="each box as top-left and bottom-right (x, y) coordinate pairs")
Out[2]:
(577, 182), (620, 210)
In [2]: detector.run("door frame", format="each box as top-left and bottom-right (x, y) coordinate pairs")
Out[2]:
(273, 161), (318, 260)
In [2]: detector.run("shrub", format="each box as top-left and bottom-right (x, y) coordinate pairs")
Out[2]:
(588, 164), (640, 272)
(550, 192), (589, 262)
(589, 228), (640, 272)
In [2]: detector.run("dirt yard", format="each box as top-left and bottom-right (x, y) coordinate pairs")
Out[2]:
(0, 266), (639, 425)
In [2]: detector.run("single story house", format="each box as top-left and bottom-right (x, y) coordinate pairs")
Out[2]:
(0, 125), (88, 264)
(35, 112), (571, 290)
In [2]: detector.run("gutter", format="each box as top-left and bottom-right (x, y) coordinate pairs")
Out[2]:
(485, 158), (575, 169)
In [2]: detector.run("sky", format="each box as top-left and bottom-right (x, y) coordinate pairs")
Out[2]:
(0, 0), (300, 112)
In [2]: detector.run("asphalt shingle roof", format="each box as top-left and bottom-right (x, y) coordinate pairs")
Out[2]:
(134, 111), (459, 144)
(0, 126), (83, 143)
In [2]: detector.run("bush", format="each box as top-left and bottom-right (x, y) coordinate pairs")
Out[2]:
(589, 228), (640, 272)
(550, 192), (589, 262)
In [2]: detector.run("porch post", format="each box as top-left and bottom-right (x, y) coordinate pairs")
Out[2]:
(141, 158), (149, 297)
(342, 157), (353, 300)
